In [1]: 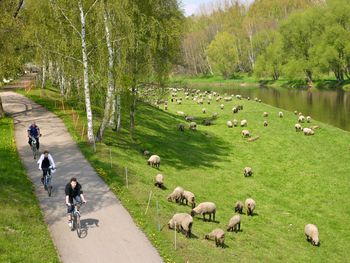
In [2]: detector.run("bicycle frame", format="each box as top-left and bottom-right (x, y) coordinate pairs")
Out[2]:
(70, 202), (83, 237)
(43, 169), (52, 196)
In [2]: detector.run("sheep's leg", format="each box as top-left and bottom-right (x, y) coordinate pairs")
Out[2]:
(208, 213), (211, 222)
(237, 222), (241, 232)
(213, 212), (215, 222)
(203, 213), (206, 221)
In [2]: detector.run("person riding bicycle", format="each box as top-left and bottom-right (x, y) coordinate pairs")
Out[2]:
(37, 150), (56, 186)
(65, 178), (86, 228)
(27, 121), (41, 150)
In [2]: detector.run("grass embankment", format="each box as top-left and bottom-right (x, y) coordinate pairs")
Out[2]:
(20, 88), (350, 263)
(172, 74), (350, 90)
(0, 117), (59, 262)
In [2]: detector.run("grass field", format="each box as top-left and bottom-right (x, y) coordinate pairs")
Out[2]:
(20, 88), (350, 263)
(0, 117), (59, 263)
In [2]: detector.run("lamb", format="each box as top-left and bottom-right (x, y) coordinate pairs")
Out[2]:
(298, 115), (305, 123)
(245, 198), (256, 216)
(279, 111), (284, 118)
(240, 120), (248, 127)
(181, 190), (196, 208)
(167, 186), (184, 203)
(168, 213), (193, 238)
(178, 123), (185, 132)
(202, 108), (206, 114)
(242, 130), (250, 138)
(147, 155), (161, 168)
(227, 121), (233, 128)
(205, 228), (225, 248)
(263, 120), (268, 127)
(185, 116), (195, 122)
(234, 201), (244, 214)
(304, 224), (320, 246)
(263, 112), (268, 117)
(295, 123), (302, 132)
(232, 107), (238, 114)
(306, 116), (312, 123)
(243, 167), (253, 177)
(189, 122), (197, 131)
(233, 119), (238, 127)
(220, 104), (224, 110)
(303, 127), (314, 136)
(191, 202), (216, 222)
(227, 214), (241, 232)
(212, 112), (218, 118)
(177, 111), (185, 116)
(154, 174), (164, 188)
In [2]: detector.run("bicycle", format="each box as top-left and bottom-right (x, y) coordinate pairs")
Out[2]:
(30, 136), (38, 159)
(43, 166), (54, 197)
(69, 202), (84, 237)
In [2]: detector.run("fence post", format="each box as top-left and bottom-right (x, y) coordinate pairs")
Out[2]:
(156, 200), (160, 231)
(145, 191), (152, 215)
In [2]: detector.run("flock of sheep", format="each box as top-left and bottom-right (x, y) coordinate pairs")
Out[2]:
(144, 87), (320, 249)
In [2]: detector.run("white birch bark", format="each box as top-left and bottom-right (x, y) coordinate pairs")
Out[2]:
(41, 59), (46, 89)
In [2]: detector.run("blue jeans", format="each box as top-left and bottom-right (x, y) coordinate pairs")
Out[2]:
(67, 196), (82, 214)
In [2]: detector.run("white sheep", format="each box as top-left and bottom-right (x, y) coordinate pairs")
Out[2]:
(205, 228), (225, 248)
(263, 112), (268, 117)
(154, 174), (164, 188)
(234, 201), (243, 214)
(303, 128), (314, 136)
(279, 111), (284, 118)
(295, 123), (302, 132)
(147, 155), (161, 168)
(181, 190), (196, 208)
(227, 121), (233, 128)
(306, 116), (312, 123)
(177, 111), (185, 116)
(232, 107), (238, 114)
(191, 202), (216, 222)
(212, 112), (218, 118)
(243, 167), (253, 177)
(240, 120), (248, 127)
(227, 214), (241, 232)
(233, 119), (238, 127)
(178, 123), (185, 132)
(245, 198), (256, 216)
(263, 120), (268, 127)
(189, 122), (197, 131)
(242, 130), (250, 138)
(202, 108), (206, 114)
(298, 115), (305, 123)
(167, 186), (184, 203)
(168, 213), (193, 238)
(220, 104), (224, 110)
(304, 224), (320, 246)
(294, 110), (298, 115)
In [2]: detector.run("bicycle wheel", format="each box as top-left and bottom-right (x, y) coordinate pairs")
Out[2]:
(32, 144), (37, 159)
(76, 215), (81, 237)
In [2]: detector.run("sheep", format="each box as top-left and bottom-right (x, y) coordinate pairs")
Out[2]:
(191, 202), (216, 222)
(243, 167), (253, 177)
(304, 224), (320, 246)
(202, 108), (206, 114)
(189, 122), (197, 131)
(203, 119), (212, 126)
(154, 174), (164, 188)
(181, 190), (196, 208)
(227, 214), (241, 232)
(247, 97), (250, 100)
(294, 110), (298, 115)
(167, 186), (184, 203)
(224, 97), (232, 101)
(232, 107), (238, 114)
(258, 99), (262, 103)
(227, 121), (233, 128)
(255, 97), (258, 102)
(212, 112), (218, 118)
(220, 104), (224, 110)
(207, 100), (211, 105)
(264, 120), (268, 127)
(298, 115), (305, 123)
(233, 119), (238, 127)
(177, 111), (185, 116)
(299, 112), (303, 116)
(311, 125), (320, 130)
(242, 130), (250, 138)
(234, 201), (244, 214)
(147, 155), (161, 168)
(168, 213), (193, 238)
(279, 111), (284, 118)
(306, 116), (312, 123)
(295, 123), (302, 132)
(240, 120), (248, 127)
(176, 99), (182, 105)
(143, 150), (150, 156)
(263, 112), (268, 117)
(205, 228), (225, 248)
(245, 198), (256, 216)
(237, 105), (243, 111)
(303, 128), (314, 136)
(164, 105), (168, 110)
(178, 123), (185, 132)
(236, 95), (242, 100)
(185, 116), (195, 122)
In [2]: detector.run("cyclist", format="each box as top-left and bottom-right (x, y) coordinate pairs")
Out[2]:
(37, 150), (56, 186)
(65, 178), (86, 228)
(27, 121), (41, 151)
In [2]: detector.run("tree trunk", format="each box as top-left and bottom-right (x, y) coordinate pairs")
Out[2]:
(0, 96), (5, 118)
(116, 94), (121, 132)
(130, 91), (136, 135)
(79, 0), (95, 144)
(96, 6), (115, 142)
(305, 70), (313, 85)
(48, 60), (53, 81)
(41, 59), (46, 89)
(109, 97), (116, 127)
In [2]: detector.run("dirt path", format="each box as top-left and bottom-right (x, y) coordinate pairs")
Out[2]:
(1, 91), (162, 263)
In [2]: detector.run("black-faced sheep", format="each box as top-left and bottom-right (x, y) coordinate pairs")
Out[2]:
(168, 213), (193, 238)
(240, 120), (248, 127)
(191, 202), (216, 222)
(242, 129), (250, 138)
(264, 120), (268, 127)
(212, 112), (218, 118)
(263, 112), (268, 117)
(220, 104), (224, 110)
(306, 116), (312, 123)
(303, 128), (314, 136)
(227, 121), (233, 128)
(232, 107), (238, 114)
(202, 108), (206, 114)
(181, 190), (196, 208)
(279, 111), (284, 118)
(298, 116), (305, 123)
(167, 186), (184, 203)
(178, 123), (185, 132)
(295, 123), (302, 132)
(245, 198), (256, 216)
(304, 224), (320, 246)
(244, 167), (253, 177)
(227, 214), (241, 232)
(233, 119), (238, 127)
(234, 201), (243, 214)
(185, 116), (195, 122)
(148, 155), (160, 168)
(154, 174), (164, 188)
(205, 228), (225, 248)
(189, 122), (197, 131)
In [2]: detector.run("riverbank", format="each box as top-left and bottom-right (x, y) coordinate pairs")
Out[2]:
(19, 87), (350, 263)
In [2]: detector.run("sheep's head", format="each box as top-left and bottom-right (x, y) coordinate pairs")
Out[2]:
(168, 219), (174, 229)
(312, 237), (320, 246)
(167, 195), (172, 202)
(205, 234), (210, 240)
(190, 210), (196, 217)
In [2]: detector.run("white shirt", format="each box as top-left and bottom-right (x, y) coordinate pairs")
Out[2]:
(37, 153), (56, 171)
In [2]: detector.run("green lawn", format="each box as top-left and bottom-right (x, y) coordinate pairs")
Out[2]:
(0, 117), (59, 263)
(20, 88), (350, 263)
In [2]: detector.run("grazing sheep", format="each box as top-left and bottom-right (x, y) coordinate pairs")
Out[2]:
(227, 215), (241, 232)
(234, 201), (244, 214)
(185, 116), (195, 122)
(168, 213), (193, 238)
(143, 150), (150, 156)
(207, 100), (211, 105)
(295, 123), (302, 132)
(245, 198), (256, 216)
(205, 228), (225, 248)
(167, 186), (184, 203)
(202, 108), (206, 114)
(304, 224), (320, 246)
(233, 119), (238, 127)
(298, 115), (305, 123)
(181, 190), (196, 208)
(220, 104), (224, 110)
(164, 105), (168, 110)
(243, 167), (253, 177)
(224, 97), (232, 101)
(177, 111), (185, 116)
(189, 122), (197, 131)
(263, 112), (268, 117)
(212, 112), (218, 118)
(303, 128), (314, 136)
(263, 120), (268, 127)
(178, 123), (185, 132)
(154, 174), (164, 188)
(279, 111), (284, 118)
(227, 121), (233, 128)
(236, 95), (242, 100)
(147, 155), (161, 168)
(232, 107), (238, 114)
(255, 97), (258, 102)
(203, 119), (212, 126)
(294, 110), (298, 115)
(240, 120), (248, 127)
(237, 105), (243, 110)
(299, 112), (303, 116)
(242, 130), (250, 138)
(191, 202), (216, 222)
(306, 116), (312, 123)
(258, 99), (262, 103)
(176, 99), (182, 105)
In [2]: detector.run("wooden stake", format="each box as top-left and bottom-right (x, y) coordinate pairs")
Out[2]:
(156, 200), (160, 231)
(145, 191), (152, 215)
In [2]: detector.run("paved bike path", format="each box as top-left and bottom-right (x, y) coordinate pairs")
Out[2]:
(1, 91), (162, 263)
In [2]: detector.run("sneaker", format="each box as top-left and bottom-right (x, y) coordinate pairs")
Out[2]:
(41, 177), (44, 184)
(68, 221), (72, 228)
